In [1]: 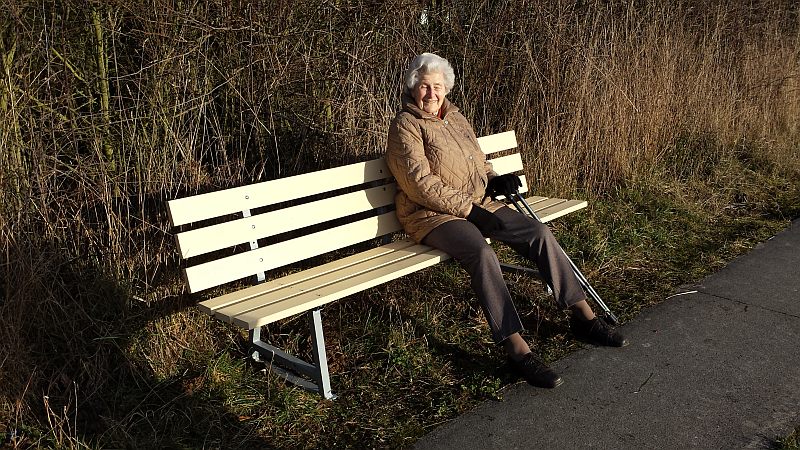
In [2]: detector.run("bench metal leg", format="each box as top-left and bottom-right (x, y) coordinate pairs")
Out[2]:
(308, 308), (334, 399)
(249, 307), (335, 399)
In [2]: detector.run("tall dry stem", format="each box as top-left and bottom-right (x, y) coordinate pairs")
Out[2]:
(91, 6), (115, 174)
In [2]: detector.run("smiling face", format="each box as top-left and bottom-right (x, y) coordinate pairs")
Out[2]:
(412, 71), (447, 116)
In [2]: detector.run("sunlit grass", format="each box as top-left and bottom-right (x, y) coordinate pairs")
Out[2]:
(780, 427), (800, 450)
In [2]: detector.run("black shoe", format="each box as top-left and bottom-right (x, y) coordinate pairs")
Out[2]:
(510, 353), (563, 388)
(570, 315), (628, 347)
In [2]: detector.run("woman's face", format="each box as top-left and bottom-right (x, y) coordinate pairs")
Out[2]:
(412, 71), (447, 116)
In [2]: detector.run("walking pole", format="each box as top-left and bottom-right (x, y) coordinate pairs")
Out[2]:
(506, 190), (620, 325)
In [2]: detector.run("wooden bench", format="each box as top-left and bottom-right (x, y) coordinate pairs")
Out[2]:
(166, 131), (587, 399)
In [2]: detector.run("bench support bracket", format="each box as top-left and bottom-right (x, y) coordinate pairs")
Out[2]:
(249, 307), (335, 399)
(242, 208), (266, 283)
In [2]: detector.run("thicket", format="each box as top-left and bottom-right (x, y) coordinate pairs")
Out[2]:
(1, 0), (799, 447)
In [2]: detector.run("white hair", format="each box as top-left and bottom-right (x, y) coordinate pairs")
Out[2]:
(403, 52), (456, 94)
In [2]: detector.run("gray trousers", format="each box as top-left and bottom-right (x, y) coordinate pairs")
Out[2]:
(422, 206), (586, 343)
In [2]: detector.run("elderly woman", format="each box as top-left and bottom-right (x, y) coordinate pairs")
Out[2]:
(385, 53), (626, 388)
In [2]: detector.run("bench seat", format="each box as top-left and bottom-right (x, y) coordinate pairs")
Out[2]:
(199, 195), (586, 330)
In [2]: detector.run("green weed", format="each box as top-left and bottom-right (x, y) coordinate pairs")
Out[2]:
(779, 427), (800, 450)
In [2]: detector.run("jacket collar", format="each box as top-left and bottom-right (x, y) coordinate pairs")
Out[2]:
(401, 93), (458, 120)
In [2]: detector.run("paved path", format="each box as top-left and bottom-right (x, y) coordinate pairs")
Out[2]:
(416, 219), (799, 450)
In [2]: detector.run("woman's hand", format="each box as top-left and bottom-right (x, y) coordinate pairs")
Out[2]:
(467, 205), (503, 236)
(486, 174), (522, 198)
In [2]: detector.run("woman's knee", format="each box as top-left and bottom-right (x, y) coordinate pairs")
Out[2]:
(474, 241), (499, 261)
(528, 219), (553, 239)
(459, 240), (501, 273)
(423, 220), (496, 263)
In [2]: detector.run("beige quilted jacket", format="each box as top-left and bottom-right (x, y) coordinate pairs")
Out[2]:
(386, 94), (505, 243)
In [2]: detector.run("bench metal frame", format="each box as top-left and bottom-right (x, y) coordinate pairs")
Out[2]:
(250, 308), (334, 399)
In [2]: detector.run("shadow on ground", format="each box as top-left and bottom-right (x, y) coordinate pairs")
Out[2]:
(0, 233), (275, 448)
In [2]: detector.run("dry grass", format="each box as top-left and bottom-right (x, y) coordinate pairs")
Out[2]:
(1, 0), (799, 447)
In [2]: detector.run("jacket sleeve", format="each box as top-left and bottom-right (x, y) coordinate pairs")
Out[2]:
(386, 116), (474, 218)
(460, 114), (497, 179)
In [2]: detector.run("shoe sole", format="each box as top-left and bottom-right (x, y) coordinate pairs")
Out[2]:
(526, 374), (564, 389)
(524, 377), (564, 389)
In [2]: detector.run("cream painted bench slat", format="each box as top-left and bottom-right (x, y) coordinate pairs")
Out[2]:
(167, 130), (586, 399)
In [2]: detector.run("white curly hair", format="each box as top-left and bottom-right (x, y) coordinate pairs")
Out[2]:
(403, 52), (456, 94)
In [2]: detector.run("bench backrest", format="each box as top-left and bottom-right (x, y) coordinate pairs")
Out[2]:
(168, 130), (528, 293)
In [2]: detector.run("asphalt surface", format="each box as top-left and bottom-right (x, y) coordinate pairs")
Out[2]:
(416, 218), (799, 450)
